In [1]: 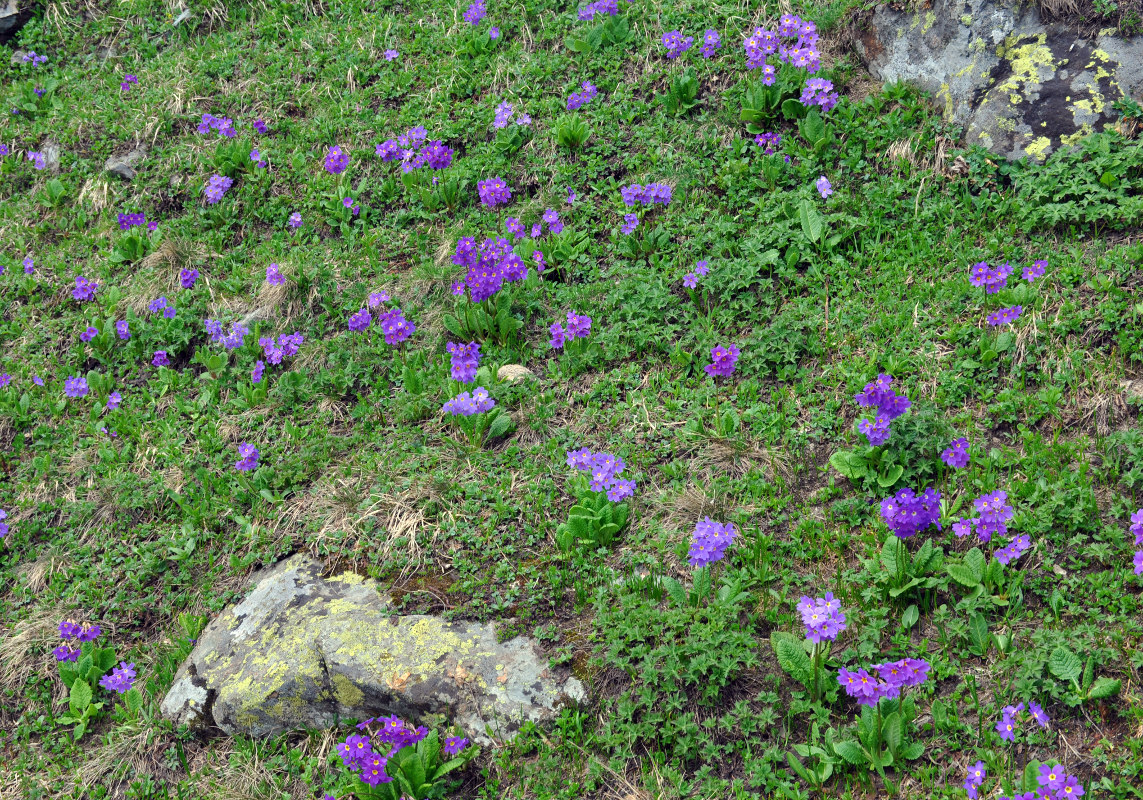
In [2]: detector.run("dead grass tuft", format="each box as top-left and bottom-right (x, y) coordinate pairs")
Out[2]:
(0, 605), (69, 696)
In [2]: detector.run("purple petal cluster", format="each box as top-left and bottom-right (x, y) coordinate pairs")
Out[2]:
(705, 344), (740, 377)
(566, 81), (598, 110)
(379, 308), (415, 345)
(577, 0), (618, 20)
(203, 174), (234, 204)
(443, 736), (469, 756)
(80, 326), (99, 343)
(661, 31), (694, 59)
(996, 764), (1084, 800)
(443, 386), (495, 416)
(98, 662), (137, 694)
(837, 657), (929, 706)
(348, 308), (371, 332)
(117, 211), (148, 230)
(566, 448), (636, 501)
(205, 319), (249, 350)
(687, 517), (738, 566)
(815, 175), (833, 198)
(324, 145), (350, 174)
(1023, 259), (1047, 282)
(620, 213), (639, 234)
(797, 593), (846, 642)
(743, 14), (820, 73)
(967, 489), (1014, 543)
(754, 132), (782, 154)
(880, 487), (941, 538)
(620, 183), (672, 206)
(854, 373), (911, 446)
(54, 620), (101, 661)
(941, 437), (970, 468)
(987, 305), (1023, 326)
(235, 443), (259, 472)
(259, 332), (303, 364)
(446, 341), (481, 383)
(196, 113), (236, 137)
(180, 268), (199, 289)
(0, 508), (7, 539)
(800, 77), (839, 112)
(477, 176), (512, 208)
(682, 260), (710, 289)
(152, 351), (169, 366)
(964, 761), (987, 799)
(376, 127), (453, 171)
(1132, 509), (1143, 575)
(701, 29), (721, 58)
(338, 716), (437, 788)
(969, 261), (1014, 294)
(266, 263), (286, 286)
(994, 533), (1031, 565)
(549, 312), (592, 349)
(64, 375), (89, 398)
(463, 0), (486, 25)
(73, 275), (99, 302)
(452, 236), (529, 302)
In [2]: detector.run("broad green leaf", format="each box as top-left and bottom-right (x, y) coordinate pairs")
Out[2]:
(798, 200), (823, 243)
(901, 740), (924, 760)
(964, 548), (986, 581)
(69, 680), (93, 716)
(662, 577), (687, 608)
(901, 604), (919, 629)
(786, 752), (813, 782)
(125, 688), (144, 714)
(968, 613), (990, 655)
(946, 564), (981, 588)
(888, 576), (924, 598)
(1086, 676), (1121, 699)
(876, 464), (904, 487)
(486, 412), (513, 440)
(771, 631), (813, 689)
(880, 536), (901, 580)
(883, 711), (903, 755)
(833, 740), (867, 765)
(1048, 646), (1083, 682)
(828, 449), (867, 479)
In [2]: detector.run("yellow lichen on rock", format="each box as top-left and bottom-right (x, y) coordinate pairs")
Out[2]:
(1024, 136), (1052, 160)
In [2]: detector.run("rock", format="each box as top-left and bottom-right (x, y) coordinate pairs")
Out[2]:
(9, 49), (25, 65)
(497, 364), (535, 383)
(0, 2), (34, 45)
(853, 0), (1143, 160)
(160, 555), (585, 743)
(42, 141), (61, 175)
(105, 146), (147, 181)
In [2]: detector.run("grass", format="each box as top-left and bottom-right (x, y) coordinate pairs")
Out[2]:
(1, 0), (1142, 798)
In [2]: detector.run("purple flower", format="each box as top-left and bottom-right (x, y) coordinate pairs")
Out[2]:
(1129, 508), (1143, 545)
(76, 624), (101, 643)
(446, 341), (481, 383)
(505, 217), (524, 238)
(880, 487), (942, 538)
(682, 273), (698, 289)
(442, 736), (469, 756)
(815, 175), (833, 198)
(348, 308), (372, 333)
(661, 31), (695, 59)
(379, 307), (415, 345)
(203, 174), (234, 204)
(969, 261), (1014, 294)
(941, 437), (970, 468)
(477, 176), (512, 208)
(106, 391), (122, 411)
(493, 102), (514, 129)
(80, 326), (99, 343)
(996, 709), (1019, 741)
(489, 26), (500, 39)
(801, 78), (839, 113)
(972, 490), (1014, 543)
(986, 305), (1023, 326)
(53, 645), (79, 662)
(688, 517), (738, 566)
(857, 415), (891, 446)
(796, 593), (846, 642)
(704, 344), (740, 377)
(1038, 765), (1066, 792)
(994, 533), (1032, 565)
(964, 761), (987, 799)
(73, 275), (99, 302)
(1023, 259), (1047, 282)
(266, 263), (286, 286)
(253, 118), (268, 134)
(464, 0), (486, 24)
(235, 443), (259, 472)
(180, 268), (199, 289)
(384, 49), (399, 61)
(288, 212), (302, 228)
(28, 151), (46, 170)
(620, 213), (639, 235)
(22, 257), (34, 275)
(1029, 700), (1050, 728)
(543, 208), (563, 235)
(367, 291), (390, 309)
(567, 449), (636, 499)
(620, 183), (672, 207)
(952, 517), (977, 539)
(443, 387), (495, 416)
(324, 145), (350, 174)
(567, 187), (576, 204)
(451, 281), (465, 296)
(694, 260), (709, 277)
(0, 374), (8, 389)
(421, 141), (454, 169)
(64, 376), (89, 398)
(1133, 550), (1143, 575)
(701, 29), (721, 58)
(251, 360), (265, 383)
(98, 662), (137, 694)
(152, 351), (169, 366)
(163, 305), (177, 319)
(838, 658), (929, 707)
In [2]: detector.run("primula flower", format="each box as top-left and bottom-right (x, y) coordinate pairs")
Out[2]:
(797, 593), (846, 642)
(203, 174), (233, 204)
(383, 49), (399, 60)
(1129, 508), (1143, 544)
(801, 78), (839, 113)
(620, 213), (640, 235)
(994, 533), (1031, 565)
(266, 263), (286, 286)
(755, 132), (782, 154)
(253, 118), (268, 134)
(348, 308), (372, 332)
(288, 212), (302, 228)
(99, 662), (137, 694)
(0, 508), (8, 538)
(73, 275), (99, 302)
(969, 261), (1014, 294)
(839, 657), (929, 706)
(477, 176), (512, 208)
(661, 30), (694, 59)
(379, 308), (415, 345)
(1038, 765), (1066, 792)
(235, 443), (259, 472)
(463, 0), (486, 25)
(76, 624), (101, 643)
(1134, 550), (1143, 575)
(620, 183), (672, 207)
(442, 387), (495, 416)
(815, 175), (833, 198)
(53, 645), (79, 662)
(443, 736), (468, 756)
(941, 437), (970, 468)
(683, 273), (698, 289)
(489, 26), (500, 38)
(1029, 700), (1050, 727)
(972, 489), (1014, 543)
(705, 344), (740, 377)
(28, 151), (46, 170)
(688, 517), (738, 566)
(80, 326), (99, 343)
(446, 341), (481, 383)
(106, 391), (122, 411)
(701, 29), (721, 58)
(180, 268), (199, 289)
(1023, 259), (1047, 282)
(964, 761), (987, 799)
(493, 102), (514, 129)
(880, 487), (941, 538)
(324, 145), (350, 174)
(152, 351), (169, 366)
(987, 305), (1023, 326)
(64, 376), (89, 398)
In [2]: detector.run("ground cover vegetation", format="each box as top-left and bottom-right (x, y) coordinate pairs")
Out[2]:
(1, 0), (1142, 797)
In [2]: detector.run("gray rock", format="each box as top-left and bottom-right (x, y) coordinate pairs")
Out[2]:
(0, 2), (34, 45)
(854, 0), (1143, 160)
(497, 364), (535, 383)
(105, 146), (148, 181)
(160, 555), (586, 743)
(42, 141), (60, 175)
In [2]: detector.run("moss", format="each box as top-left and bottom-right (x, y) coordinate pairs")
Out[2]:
(332, 673), (365, 707)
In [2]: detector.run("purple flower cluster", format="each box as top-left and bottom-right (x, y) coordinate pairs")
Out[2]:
(701, 29), (721, 58)
(117, 211), (148, 231)
(477, 176), (512, 208)
(682, 259), (710, 288)
(566, 449), (636, 501)
(252, 360), (265, 383)
(379, 307), (415, 345)
(953, 490), (1014, 543)
(27, 151), (47, 170)
(987, 305), (1023, 326)
(149, 296), (177, 318)
(451, 236), (529, 302)
(53, 620), (101, 661)
(744, 14), (820, 74)
(443, 386), (495, 416)
(368, 291), (390, 308)
(348, 308), (371, 332)
(235, 443), (259, 471)
(577, 0), (618, 20)
(22, 51), (49, 65)
(620, 213), (639, 234)
(203, 174), (234, 204)
(463, 0), (486, 25)
(1023, 259), (1047, 282)
(705, 344), (740, 377)
(941, 437), (970, 468)
(266, 263), (286, 286)
(969, 261), (1014, 294)
(288, 211), (303, 228)
(661, 31), (694, 59)
(259, 332), (303, 364)
(492, 101), (530, 128)
(1132, 509), (1143, 575)
(816, 176), (833, 198)
(253, 118), (268, 134)
(755, 132), (782, 154)
(550, 312), (591, 349)
(339, 716), (454, 788)
(180, 268), (199, 289)
(324, 145), (350, 175)
(205, 319), (249, 350)
(880, 487), (942, 538)
(997, 701), (1050, 742)
(994, 533), (1032, 565)
(994, 764), (1084, 800)
(620, 183), (672, 206)
(376, 126), (454, 171)
(64, 375), (89, 398)
(152, 351), (169, 366)
(98, 662), (137, 694)
(800, 77), (839, 112)
(687, 517), (738, 566)
(964, 761), (987, 799)
(446, 341), (481, 382)
(0, 508), (7, 539)
(80, 326), (99, 343)
(854, 373), (911, 446)
(196, 113), (236, 137)
(837, 657), (930, 706)
(250, 148), (267, 168)
(567, 81), (598, 111)
(797, 593), (846, 642)
(73, 275), (99, 302)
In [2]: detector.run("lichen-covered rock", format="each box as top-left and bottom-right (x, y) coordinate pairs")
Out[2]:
(160, 555), (586, 743)
(497, 364), (535, 383)
(105, 146), (148, 181)
(854, 0), (1143, 160)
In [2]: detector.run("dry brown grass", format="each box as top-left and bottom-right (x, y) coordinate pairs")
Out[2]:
(0, 605), (69, 697)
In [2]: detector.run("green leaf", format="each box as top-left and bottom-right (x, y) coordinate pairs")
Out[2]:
(58, 663), (78, 689)
(902, 740), (924, 760)
(125, 688), (144, 714)
(901, 604), (920, 630)
(828, 449), (868, 479)
(887, 576), (923, 598)
(486, 411), (513, 440)
(399, 749), (427, 792)
(781, 98), (806, 120)
(946, 564), (982, 588)
(1021, 761), (1044, 792)
(833, 740), (867, 765)
(968, 613), (990, 655)
(786, 752), (813, 782)
(964, 548), (986, 581)
(1086, 676), (1121, 699)
(798, 199), (824, 243)
(662, 577), (687, 608)
(883, 711), (903, 755)
(770, 631), (813, 689)
(1048, 646), (1083, 682)
(69, 680), (93, 716)
(876, 464), (904, 487)
(880, 536), (901, 580)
